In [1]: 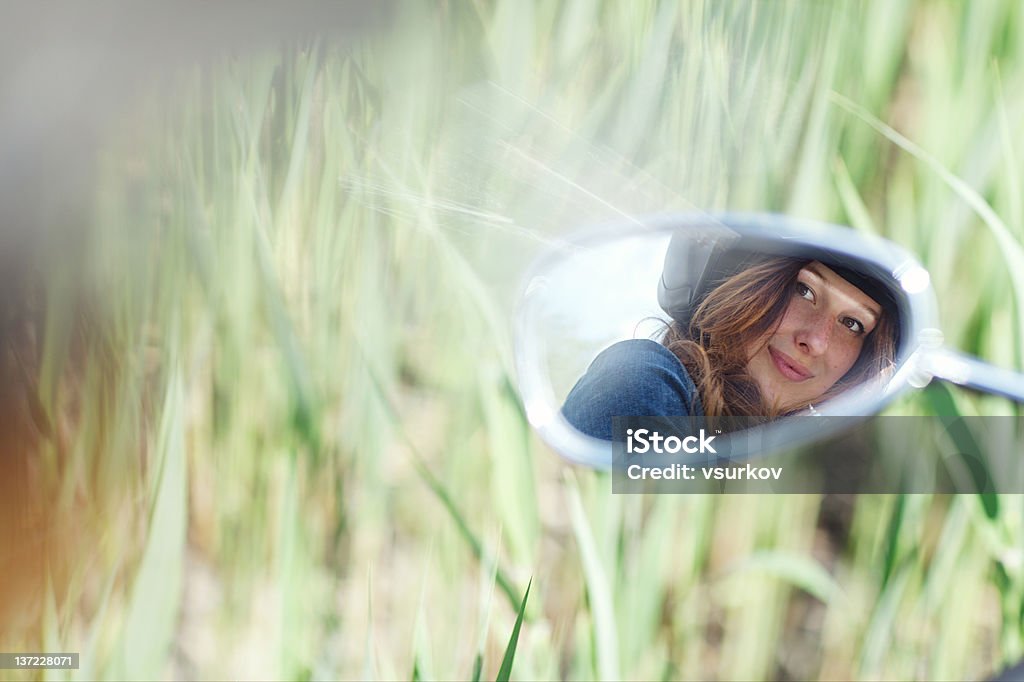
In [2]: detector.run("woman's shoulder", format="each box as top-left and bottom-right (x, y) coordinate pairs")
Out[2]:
(589, 338), (689, 372)
(561, 338), (704, 440)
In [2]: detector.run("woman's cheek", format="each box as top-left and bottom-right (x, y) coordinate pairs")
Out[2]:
(832, 338), (863, 375)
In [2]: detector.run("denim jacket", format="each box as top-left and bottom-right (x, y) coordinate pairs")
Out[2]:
(561, 339), (704, 441)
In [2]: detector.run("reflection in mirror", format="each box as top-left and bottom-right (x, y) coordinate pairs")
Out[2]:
(515, 214), (932, 467)
(562, 233), (904, 439)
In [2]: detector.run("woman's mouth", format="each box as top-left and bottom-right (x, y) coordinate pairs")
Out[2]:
(769, 347), (813, 381)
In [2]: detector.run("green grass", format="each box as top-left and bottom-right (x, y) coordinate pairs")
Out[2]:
(5, 0), (1024, 680)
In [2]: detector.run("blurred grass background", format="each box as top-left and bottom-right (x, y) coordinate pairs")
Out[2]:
(4, 0), (1024, 679)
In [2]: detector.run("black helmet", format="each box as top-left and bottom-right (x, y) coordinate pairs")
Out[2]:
(657, 228), (902, 348)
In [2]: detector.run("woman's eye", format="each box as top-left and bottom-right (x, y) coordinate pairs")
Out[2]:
(796, 282), (814, 301)
(842, 317), (866, 335)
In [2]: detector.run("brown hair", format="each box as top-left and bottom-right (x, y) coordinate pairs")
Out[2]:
(662, 257), (898, 418)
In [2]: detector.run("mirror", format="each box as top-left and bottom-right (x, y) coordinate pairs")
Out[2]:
(515, 212), (946, 469)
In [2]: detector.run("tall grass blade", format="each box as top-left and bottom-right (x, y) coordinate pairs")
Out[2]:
(480, 369), (538, 567)
(831, 91), (1024, 366)
(923, 382), (999, 518)
(354, 335), (523, 612)
(565, 470), (620, 681)
(412, 550), (435, 682)
(409, 455), (522, 614)
(724, 550), (845, 605)
(880, 494), (907, 588)
(276, 42), (321, 216)
(833, 154), (878, 235)
(473, 528), (502, 682)
(111, 363), (187, 680)
(993, 66), (1023, 240)
(73, 566), (118, 682)
(275, 455), (309, 679)
(363, 568), (377, 682)
(859, 566), (912, 677)
(495, 577), (531, 682)
(471, 654), (484, 682)
(42, 574), (69, 682)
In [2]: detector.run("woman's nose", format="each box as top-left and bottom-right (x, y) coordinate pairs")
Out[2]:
(795, 315), (830, 356)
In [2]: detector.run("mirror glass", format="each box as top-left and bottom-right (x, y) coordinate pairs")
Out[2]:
(515, 214), (936, 468)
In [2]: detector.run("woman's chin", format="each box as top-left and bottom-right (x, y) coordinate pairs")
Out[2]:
(761, 387), (807, 415)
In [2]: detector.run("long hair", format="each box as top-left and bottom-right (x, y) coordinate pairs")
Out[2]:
(662, 257), (897, 418)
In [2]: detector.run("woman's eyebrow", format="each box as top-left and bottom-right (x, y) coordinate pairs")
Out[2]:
(802, 265), (825, 284)
(803, 265), (881, 320)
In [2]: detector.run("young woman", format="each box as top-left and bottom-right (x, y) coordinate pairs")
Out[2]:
(560, 257), (899, 440)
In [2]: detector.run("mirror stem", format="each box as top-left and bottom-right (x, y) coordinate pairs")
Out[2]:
(922, 347), (1024, 404)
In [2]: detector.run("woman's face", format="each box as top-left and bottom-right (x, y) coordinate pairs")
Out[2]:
(745, 261), (881, 412)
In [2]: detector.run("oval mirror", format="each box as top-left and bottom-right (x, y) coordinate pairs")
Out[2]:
(514, 212), (942, 469)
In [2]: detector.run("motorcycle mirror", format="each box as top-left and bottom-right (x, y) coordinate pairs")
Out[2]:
(514, 212), (1024, 469)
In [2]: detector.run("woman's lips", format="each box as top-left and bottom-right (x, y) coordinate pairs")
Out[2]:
(769, 347), (813, 381)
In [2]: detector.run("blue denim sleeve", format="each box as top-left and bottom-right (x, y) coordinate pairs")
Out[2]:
(560, 339), (704, 441)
